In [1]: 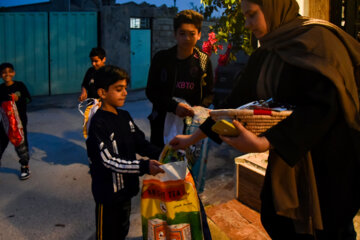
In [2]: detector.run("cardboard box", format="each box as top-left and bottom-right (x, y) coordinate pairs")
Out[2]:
(235, 152), (269, 212)
(148, 218), (167, 240)
(167, 223), (191, 240)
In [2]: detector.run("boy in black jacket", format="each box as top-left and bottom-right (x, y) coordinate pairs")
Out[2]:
(0, 62), (32, 180)
(146, 9), (214, 148)
(86, 65), (164, 240)
(78, 47), (106, 101)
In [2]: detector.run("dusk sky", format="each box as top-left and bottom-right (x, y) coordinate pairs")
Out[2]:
(0, 0), (203, 10)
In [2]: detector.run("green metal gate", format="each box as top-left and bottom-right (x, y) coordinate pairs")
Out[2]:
(0, 12), (49, 96)
(130, 29), (151, 89)
(0, 12), (97, 96)
(49, 12), (97, 95)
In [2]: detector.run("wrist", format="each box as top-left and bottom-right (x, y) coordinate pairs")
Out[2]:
(259, 136), (271, 152)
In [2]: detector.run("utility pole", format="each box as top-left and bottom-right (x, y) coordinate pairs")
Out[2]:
(174, 0), (176, 8)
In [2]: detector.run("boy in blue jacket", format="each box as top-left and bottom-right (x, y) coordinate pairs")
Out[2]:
(86, 65), (164, 240)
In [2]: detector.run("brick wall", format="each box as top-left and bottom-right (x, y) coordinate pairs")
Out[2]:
(152, 18), (214, 57)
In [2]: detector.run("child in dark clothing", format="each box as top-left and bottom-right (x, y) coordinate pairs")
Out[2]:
(146, 9), (214, 148)
(0, 62), (32, 180)
(86, 65), (164, 240)
(78, 47), (106, 101)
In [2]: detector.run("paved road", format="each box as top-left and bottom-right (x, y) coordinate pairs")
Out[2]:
(0, 91), (241, 240)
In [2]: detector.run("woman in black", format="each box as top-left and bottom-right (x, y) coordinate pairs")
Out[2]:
(170, 0), (360, 239)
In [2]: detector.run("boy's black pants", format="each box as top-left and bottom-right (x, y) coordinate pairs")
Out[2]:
(95, 198), (132, 240)
(0, 121), (29, 166)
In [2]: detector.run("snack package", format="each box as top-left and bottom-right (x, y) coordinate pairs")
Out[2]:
(141, 145), (204, 240)
(78, 98), (101, 139)
(158, 144), (186, 164)
(211, 119), (239, 136)
(0, 95), (24, 147)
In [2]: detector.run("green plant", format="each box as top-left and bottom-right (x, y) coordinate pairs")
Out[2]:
(201, 0), (254, 60)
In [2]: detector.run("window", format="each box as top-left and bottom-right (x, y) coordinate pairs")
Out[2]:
(130, 18), (150, 29)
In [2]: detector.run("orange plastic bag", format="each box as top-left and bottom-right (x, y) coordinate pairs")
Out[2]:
(0, 95), (24, 147)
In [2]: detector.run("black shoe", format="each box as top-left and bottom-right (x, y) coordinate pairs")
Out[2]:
(20, 166), (31, 180)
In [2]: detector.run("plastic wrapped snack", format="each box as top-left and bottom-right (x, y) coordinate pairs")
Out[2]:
(0, 95), (24, 147)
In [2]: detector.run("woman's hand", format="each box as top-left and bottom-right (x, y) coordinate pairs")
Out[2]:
(220, 120), (270, 153)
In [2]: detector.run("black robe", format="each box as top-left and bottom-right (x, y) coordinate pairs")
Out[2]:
(201, 48), (360, 238)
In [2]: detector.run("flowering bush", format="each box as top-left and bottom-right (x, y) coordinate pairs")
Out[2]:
(202, 32), (232, 84)
(202, 32), (231, 66)
(201, 0), (254, 61)
(202, 32), (223, 56)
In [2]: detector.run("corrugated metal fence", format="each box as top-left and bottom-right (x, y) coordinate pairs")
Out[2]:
(0, 12), (97, 96)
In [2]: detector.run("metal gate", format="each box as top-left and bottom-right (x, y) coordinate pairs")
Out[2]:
(130, 29), (151, 89)
(0, 12), (97, 96)
(49, 12), (97, 95)
(0, 12), (49, 96)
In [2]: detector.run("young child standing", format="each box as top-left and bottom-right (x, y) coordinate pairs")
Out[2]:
(78, 47), (106, 101)
(0, 62), (32, 180)
(86, 65), (164, 240)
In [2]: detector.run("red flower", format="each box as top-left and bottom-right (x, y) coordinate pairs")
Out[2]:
(208, 32), (217, 45)
(202, 41), (212, 56)
(202, 32), (222, 57)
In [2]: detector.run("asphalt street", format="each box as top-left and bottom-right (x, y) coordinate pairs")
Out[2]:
(0, 90), (241, 240)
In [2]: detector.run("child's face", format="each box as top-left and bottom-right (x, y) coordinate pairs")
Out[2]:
(175, 23), (201, 51)
(1, 67), (15, 84)
(101, 79), (128, 108)
(90, 56), (106, 70)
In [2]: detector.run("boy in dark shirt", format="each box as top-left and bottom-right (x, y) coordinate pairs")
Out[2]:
(0, 62), (32, 180)
(146, 10), (214, 148)
(78, 47), (106, 101)
(86, 65), (164, 240)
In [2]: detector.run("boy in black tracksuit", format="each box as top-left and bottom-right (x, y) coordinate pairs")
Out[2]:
(146, 10), (214, 149)
(0, 62), (31, 180)
(86, 65), (164, 240)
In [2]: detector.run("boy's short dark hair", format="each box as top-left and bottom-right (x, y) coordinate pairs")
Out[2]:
(0, 62), (14, 73)
(174, 10), (204, 33)
(94, 65), (130, 91)
(89, 47), (106, 60)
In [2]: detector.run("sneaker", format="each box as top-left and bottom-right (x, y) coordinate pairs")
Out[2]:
(20, 166), (31, 180)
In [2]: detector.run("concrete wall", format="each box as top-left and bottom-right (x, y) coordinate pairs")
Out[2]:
(152, 18), (176, 55)
(151, 18), (214, 56)
(100, 4), (214, 73)
(99, 3), (177, 73)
